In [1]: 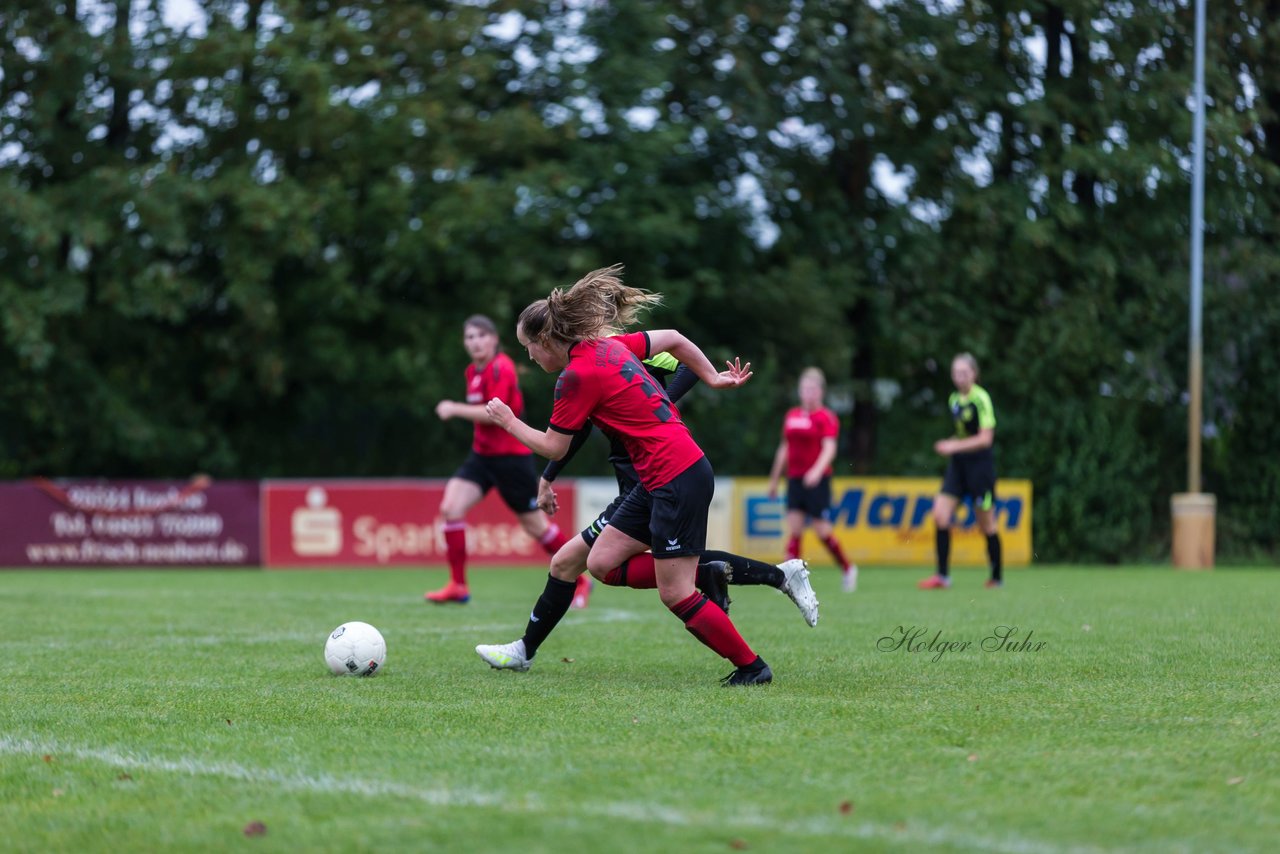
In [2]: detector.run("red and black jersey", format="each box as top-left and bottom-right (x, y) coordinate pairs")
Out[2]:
(548, 332), (704, 490)
(465, 352), (532, 456)
(782, 406), (838, 477)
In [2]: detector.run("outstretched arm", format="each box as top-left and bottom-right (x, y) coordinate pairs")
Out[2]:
(644, 330), (752, 389)
(435, 401), (494, 423)
(485, 398), (574, 460)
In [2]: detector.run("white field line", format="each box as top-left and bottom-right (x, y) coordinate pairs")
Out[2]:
(0, 735), (1120, 854)
(17, 610), (658, 650)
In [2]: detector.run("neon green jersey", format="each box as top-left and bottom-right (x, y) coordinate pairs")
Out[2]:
(644, 351), (680, 374)
(948, 384), (996, 439)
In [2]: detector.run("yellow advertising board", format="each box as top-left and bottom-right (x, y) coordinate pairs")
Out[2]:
(730, 477), (1032, 567)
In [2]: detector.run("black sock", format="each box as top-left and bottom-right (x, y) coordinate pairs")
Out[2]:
(987, 533), (1003, 582)
(935, 528), (951, 577)
(520, 574), (576, 659)
(700, 550), (785, 588)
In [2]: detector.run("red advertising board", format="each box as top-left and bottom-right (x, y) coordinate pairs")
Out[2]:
(262, 480), (576, 567)
(0, 478), (261, 567)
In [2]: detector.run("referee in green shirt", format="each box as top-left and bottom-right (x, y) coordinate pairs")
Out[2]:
(918, 353), (1003, 589)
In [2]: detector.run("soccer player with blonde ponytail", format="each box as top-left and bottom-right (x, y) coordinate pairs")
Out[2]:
(481, 265), (776, 686)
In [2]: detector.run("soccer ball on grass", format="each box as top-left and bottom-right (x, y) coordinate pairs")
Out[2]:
(324, 621), (386, 676)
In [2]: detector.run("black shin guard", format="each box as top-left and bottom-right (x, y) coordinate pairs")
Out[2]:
(521, 574), (576, 659)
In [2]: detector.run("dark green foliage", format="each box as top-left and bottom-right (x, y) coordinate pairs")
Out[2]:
(2, 0), (1277, 560)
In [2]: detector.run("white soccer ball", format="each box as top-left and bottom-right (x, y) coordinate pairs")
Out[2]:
(324, 621), (386, 676)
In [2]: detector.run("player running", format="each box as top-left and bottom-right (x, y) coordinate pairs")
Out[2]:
(473, 350), (819, 674)
(766, 366), (859, 592)
(480, 265), (780, 685)
(424, 315), (573, 604)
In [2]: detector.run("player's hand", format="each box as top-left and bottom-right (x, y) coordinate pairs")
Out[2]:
(711, 357), (753, 389)
(803, 470), (822, 487)
(537, 477), (559, 516)
(767, 482), (779, 500)
(933, 439), (956, 456)
(485, 397), (514, 428)
(435, 400), (457, 421)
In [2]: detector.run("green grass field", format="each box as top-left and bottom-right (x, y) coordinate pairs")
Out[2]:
(2, 565), (1276, 853)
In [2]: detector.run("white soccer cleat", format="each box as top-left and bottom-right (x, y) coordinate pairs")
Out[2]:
(475, 639), (532, 672)
(778, 559), (820, 628)
(843, 565), (859, 593)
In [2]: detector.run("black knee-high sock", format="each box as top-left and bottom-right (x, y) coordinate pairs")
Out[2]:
(700, 550), (785, 588)
(520, 574), (576, 659)
(936, 528), (951, 577)
(987, 533), (1003, 582)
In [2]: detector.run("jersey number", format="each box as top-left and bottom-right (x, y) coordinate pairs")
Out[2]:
(619, 357), (673, 422)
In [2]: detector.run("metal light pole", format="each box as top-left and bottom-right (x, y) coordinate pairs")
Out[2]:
(1173, 0), (1215, 569)
(1188, 0), (1206, 495)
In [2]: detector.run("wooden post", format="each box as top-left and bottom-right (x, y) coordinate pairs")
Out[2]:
(1171, 493), (1215, 569)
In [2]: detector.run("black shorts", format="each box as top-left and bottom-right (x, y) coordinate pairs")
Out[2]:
(786, 475), (833, 522)
(600, 456), (713, 558)
(452, 452), (540, 514)
(941, 453), (998, 509)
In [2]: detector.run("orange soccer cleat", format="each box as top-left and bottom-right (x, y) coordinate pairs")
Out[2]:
(425, 581), (471, 604)
(917, 574), (952, 590)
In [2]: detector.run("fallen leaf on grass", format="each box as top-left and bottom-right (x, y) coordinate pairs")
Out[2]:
(1227, 777), (1244, 785)
(967, 754), (979, 762)
(838, 801), (854, 815)
(560, 658), (575, 663)
(729, 839), (749, 850)
(243, 821), (268, 837)
(117, 773), (133, 781)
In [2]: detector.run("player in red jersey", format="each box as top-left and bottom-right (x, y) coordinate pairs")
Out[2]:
(767, 367), (858, 592)
(473, 354), (819, 676)
(425, 315), (571, 604)
(482, 265), (773, 686)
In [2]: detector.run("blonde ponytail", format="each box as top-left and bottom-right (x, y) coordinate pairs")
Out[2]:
(520, 264), (663, 343)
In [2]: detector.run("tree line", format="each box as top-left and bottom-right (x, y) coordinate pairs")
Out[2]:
(2, 0), (1276, 561)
